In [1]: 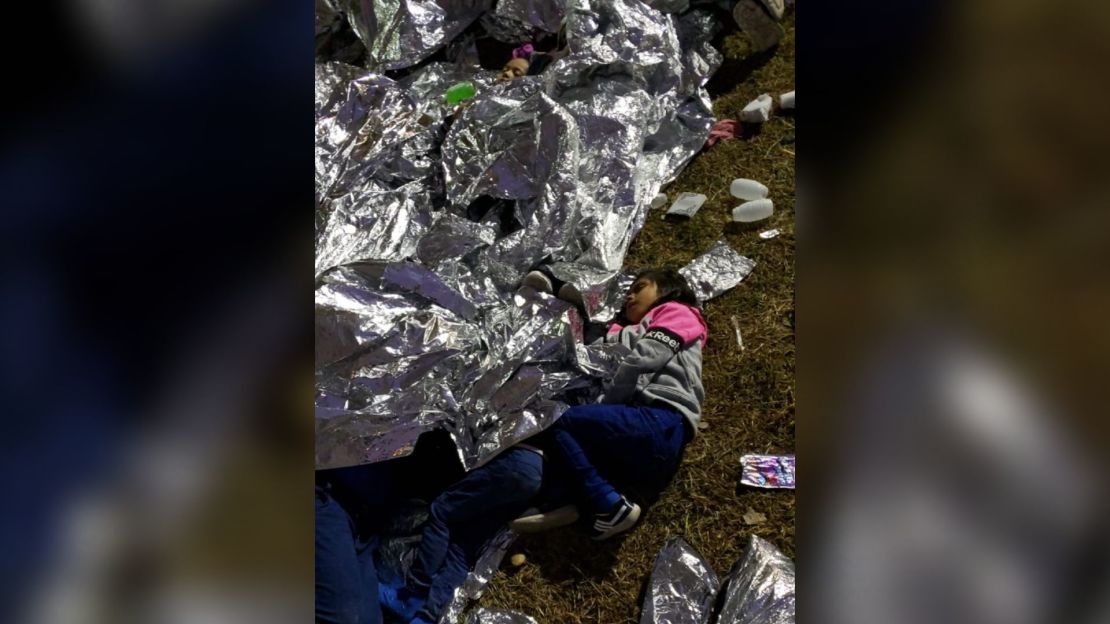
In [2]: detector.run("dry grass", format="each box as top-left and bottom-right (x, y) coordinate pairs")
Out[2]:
(478, 10), (795, 623)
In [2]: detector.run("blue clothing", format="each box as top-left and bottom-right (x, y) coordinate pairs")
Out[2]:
(546, 403), (690, 513)
(315, 485), (382, 624)
(316, 461), (397, 624)
(409, 447), (543, 621)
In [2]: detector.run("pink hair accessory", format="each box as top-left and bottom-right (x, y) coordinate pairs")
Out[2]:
(511, 43), (535, 59)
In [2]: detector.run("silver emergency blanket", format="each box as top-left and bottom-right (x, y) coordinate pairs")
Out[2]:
(465, 608), (539, 624)
(341, 0), (492, 70)
(640, 537), (720, 624)
(679, 240), (757, 303)
(315, 265), (576, 470)
(715, 536), (795, 624)
(489, 0), (567, 36)
(316, 0), (722, 471)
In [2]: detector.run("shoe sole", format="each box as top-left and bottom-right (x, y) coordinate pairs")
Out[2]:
(521, 271), (554, 294)
(591, 502), (641, 541)
(557, 283), (584, 307)
(510, 504), (581, 533)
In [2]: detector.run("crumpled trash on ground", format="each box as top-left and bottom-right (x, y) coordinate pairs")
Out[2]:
(739, 454), (795, 489)
(640, 537), (720, 624)
(715, 536), (795, 624)
(666, 192), (708, 219)
(740, 93), (774, 123)
(730, 315), (745, 351)
(679, 241), (757, 303)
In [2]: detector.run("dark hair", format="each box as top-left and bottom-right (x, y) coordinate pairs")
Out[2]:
(609, 268), (700, 326)
(634, 268), (700, 311)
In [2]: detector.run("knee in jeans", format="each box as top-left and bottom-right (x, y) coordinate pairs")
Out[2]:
(512, 472), (542, 499)
(507, 463), (543, 500)
(428, 499), (451, 525)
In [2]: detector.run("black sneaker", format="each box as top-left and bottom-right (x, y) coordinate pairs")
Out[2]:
(589, 496), (641, 541)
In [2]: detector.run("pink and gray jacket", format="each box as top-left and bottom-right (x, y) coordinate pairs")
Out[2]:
(597, 301), (708, 435)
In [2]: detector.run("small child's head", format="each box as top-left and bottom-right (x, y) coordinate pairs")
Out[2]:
(498, 58), (530, 82)
(622, 268), (699, 324)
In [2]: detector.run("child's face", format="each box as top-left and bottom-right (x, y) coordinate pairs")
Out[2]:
(498, 58), (529, 82)
(623, 278), (660, 324)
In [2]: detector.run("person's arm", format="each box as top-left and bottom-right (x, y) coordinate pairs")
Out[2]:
(602, 304), (704, 403)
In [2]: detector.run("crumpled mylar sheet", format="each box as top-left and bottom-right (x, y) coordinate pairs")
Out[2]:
(640, 537), (720, 624)
(316, 0), (728, 473)
(715, 536), (796, 624)
(680, 240), (757, 303)
(465, 608), (539, 624)
(341, 0), (492, 70)
(640, 535), (794, 624)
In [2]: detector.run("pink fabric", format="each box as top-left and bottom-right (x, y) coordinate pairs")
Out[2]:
(706, 119), (739, 147)
(512, 43), (535, 60)
(607, 322), (624, 335)
(644, 302), (708, 347)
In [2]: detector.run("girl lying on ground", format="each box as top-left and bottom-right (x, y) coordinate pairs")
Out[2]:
(523, 268), (707, 540)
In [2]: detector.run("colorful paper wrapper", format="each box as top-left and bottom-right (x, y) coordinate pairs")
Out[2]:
(740, 454), (795, 489)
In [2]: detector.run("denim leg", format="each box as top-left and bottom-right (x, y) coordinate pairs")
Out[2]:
(549, 426), (622, 512)
(411, 448), (542, 591)
(315, 487), (381, 624)
(546, 404), (689, 514)
(639, 407), (690, 501)
(416, 539), (470, 622)
(416, 507), (524, 623)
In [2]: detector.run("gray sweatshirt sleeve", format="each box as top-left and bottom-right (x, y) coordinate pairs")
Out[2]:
(602, 327), (683, 404)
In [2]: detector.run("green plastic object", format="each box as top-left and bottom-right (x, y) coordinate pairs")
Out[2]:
(445, 81), (476, 105)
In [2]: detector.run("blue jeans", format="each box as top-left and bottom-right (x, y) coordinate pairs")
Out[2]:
(410, 446), (543, 620)
(315, 485), (382, 624)
(545, 404), (689, 513)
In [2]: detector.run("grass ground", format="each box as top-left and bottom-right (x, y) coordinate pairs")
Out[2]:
(479, 9), (795, 622)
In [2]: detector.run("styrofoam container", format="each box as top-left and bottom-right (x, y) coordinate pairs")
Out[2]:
(780, 90), (795, 109)
(732, 198), (774, 222)
(740, 93), (773, 123)
(730, 178), (768, 201)
(650, 192), (668, 209)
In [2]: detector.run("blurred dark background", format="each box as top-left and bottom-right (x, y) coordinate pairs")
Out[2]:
(801, 1), (1110, 623)
(1, 1), (311, 622)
